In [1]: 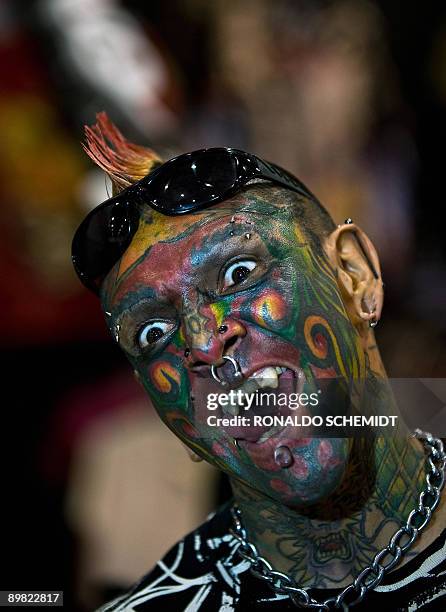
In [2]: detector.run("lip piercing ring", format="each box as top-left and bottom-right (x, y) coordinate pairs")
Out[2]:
(211, 356), (243, 387)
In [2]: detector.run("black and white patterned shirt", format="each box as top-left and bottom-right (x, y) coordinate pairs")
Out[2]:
(99, 505), (446, 611)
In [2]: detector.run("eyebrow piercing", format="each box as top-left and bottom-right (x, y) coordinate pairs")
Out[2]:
(229, 216), (254, 238)
(114, 323), (120, 343)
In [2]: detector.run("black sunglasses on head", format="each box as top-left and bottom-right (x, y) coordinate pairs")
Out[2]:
(72, 147), (317, 293)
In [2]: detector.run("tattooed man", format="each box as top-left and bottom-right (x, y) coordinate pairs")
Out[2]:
(72, 114), (446, 611)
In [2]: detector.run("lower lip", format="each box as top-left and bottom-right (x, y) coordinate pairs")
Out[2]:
(220, 366), (306, 443)
(237, 421), (310, 452)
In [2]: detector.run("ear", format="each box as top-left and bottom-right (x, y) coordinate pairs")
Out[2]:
(324, 221), (383, 331)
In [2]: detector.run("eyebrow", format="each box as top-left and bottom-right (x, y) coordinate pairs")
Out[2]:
(235, 205), (282, 217)
(112, 289), (162, 322)
(109, 206), (279, 313)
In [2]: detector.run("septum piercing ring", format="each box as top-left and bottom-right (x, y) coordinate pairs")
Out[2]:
(211, 356), (243, 387)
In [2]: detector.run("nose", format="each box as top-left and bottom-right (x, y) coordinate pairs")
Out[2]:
(183, 317), (246, 370)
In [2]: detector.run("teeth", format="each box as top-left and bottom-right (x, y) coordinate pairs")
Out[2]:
(251, 366), (279, 389)
(239, 378), (260, 394)
(218, 366), (288, 417)
(219, 365), (289, 419)
(234, 366), (285, 395)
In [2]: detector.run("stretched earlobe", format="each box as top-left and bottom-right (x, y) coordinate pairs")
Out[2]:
(324, 221), (384, 330)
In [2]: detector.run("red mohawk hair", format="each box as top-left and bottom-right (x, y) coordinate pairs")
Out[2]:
(83, 112), (162, 193)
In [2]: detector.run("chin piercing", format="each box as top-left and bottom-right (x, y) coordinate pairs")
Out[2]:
(218, 325), (228, 334)
(211, 355), (243, 387)
(344, 217), (353, 224)
(274, 445), (294, 468)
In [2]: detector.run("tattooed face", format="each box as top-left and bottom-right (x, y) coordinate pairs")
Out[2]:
(101, 187), (366, 506)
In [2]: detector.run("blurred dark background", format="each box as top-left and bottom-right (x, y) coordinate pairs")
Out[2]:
(1, 0), (446, 609)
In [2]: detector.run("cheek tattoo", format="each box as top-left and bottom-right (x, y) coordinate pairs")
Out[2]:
(72, 119), (446, 611)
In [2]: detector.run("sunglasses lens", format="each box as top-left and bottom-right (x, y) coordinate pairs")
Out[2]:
(72, 198), (139, 291)
(149, 149), (238, 212)
(72, 147), (313, 293)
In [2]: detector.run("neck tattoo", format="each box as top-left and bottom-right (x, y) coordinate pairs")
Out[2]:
(230, 430), (446, 610)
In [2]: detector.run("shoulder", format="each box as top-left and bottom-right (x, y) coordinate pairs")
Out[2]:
(98, 504), (250, 611)
(370, 527), (446, 610)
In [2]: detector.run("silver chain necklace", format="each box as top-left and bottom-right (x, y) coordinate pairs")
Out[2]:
(230, 430), (446, 610)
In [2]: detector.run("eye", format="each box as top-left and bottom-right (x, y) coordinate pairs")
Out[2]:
(223, 259), (257, 289)
(138, 321), (175, 349)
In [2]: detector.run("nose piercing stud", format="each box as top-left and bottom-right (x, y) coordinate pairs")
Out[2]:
(211, 355), (243, 387)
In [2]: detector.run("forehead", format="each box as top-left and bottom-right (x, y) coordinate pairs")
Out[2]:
(121, 194), (283, 267)
(108, 193), (283, 284)
(102, 189), (313, 310)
